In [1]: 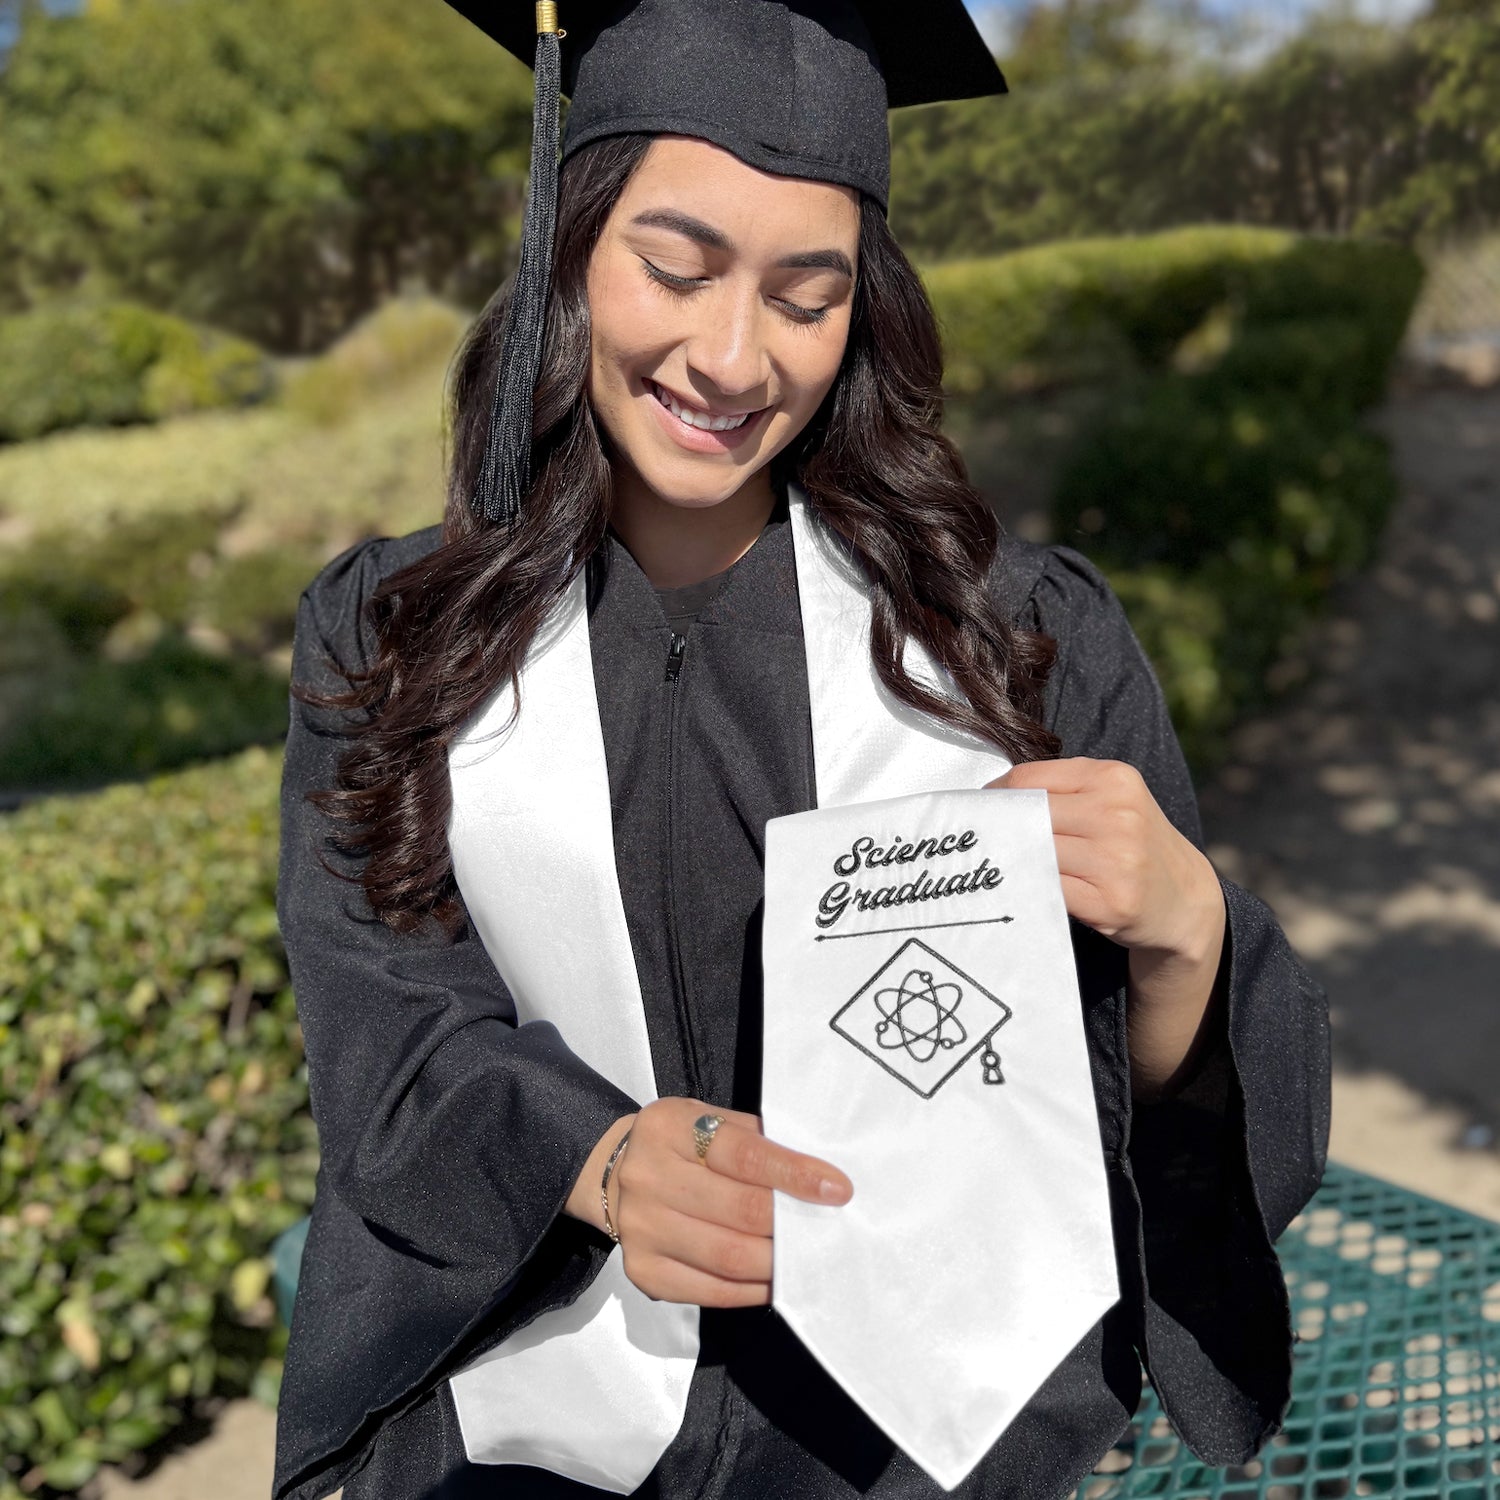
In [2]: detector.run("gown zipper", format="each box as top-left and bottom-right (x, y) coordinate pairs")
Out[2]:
(664, 631), (686, 682)
(662, 629), (703, 1092)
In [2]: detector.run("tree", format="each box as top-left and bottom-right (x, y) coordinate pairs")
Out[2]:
(0, 0), (533, 348)
(889, 0), (1478, 263)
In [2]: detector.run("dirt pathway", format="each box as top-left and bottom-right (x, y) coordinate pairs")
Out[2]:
(1198, 379), (1500, 1213)
(89, 381), (1500, 1499)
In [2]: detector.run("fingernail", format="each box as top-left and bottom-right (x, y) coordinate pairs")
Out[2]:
(819, 1177), (851, 1203)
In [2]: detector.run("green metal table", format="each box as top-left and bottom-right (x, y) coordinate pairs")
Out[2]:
(1073, 1164), (1500, 1499)
(271, 1164), (1500, 1498)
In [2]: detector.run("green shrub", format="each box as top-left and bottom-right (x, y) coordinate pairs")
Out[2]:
(0, 634), (290, 790)
(1050, 384), (1399, 575)
(924, 226), (1421, 771)
(0, 746), (314, 1496)
(927, 225), (1423, 404)
(0, 337), (445, 550)
(0, 508), (233, 654)
(0, 313), (446, 789)
(281, 296), (471, 426)
(1107, 546), (1335, 767)
(197, 546), (329, 653)
(0, 302), (273, 444)
(1105, 566), (1232, 760)
(0, 505), (327, 656)
(0, 508), (300, 789)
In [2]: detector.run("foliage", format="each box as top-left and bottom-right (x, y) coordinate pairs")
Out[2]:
(0, 746), (313, 1497)
(0, 293), (464, 788)
(280, 294), (470, 426)
(0, 629), (291, 792)
(0, 300), (272, 444)
(0, 227), (1422, 783)
(1062, 406), (1401, 760)
(0, 0), (1492, 357)
(0, 0), (531, 350)
(0, 499), (320, 787)
(889, 0), (1499, 263)
(1359, 0), (1500, 240)
(929, 226), (1423, 403)
(992, 228), (1424, 765)
(0, 301), (453, 552)
(1053, 383), (1400, 575)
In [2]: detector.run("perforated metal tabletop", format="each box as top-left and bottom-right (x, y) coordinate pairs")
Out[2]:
(1074, 1164), (1500, 1499)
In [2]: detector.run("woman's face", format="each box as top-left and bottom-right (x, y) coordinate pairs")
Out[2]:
(586, 135), (860, 511)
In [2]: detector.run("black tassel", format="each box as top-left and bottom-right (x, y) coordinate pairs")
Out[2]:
(472, 19), (563, 526)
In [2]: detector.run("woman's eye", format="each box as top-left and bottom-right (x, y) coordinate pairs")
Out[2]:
(640, 257), (829, 325)
(774, 297), (829, 326)
(641, 258), (705, 292)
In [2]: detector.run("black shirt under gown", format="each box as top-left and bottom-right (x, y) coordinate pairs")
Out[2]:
(270, 504), (1331, 1500)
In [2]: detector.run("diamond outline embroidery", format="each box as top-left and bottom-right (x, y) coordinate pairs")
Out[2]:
(829, 936), (1012, 1098)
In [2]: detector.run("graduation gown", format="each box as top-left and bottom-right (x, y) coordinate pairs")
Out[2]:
(271, 505), (1331, 1500)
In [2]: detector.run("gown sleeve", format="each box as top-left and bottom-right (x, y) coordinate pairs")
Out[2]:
(1023, 542), (1333, 1464)
(273, 534), (640, 1498)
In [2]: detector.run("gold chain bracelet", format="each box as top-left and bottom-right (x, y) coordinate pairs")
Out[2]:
(600, 1127), (632, 1244)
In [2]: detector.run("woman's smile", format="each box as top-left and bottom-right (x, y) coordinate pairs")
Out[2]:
(644, 377), (772, 453)
(586, 136), (858, 524)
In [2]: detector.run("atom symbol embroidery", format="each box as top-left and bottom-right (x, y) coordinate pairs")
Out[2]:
(830, 936), (1013, 1099)
(873, 968), (967, 1063)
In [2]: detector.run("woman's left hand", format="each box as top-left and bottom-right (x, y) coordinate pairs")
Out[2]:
(985, 757), (1228, 1098)
(984, 757), (1221, 959)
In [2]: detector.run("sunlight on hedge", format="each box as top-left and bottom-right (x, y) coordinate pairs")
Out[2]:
(0, 746), (310, 1496)
(0, 302), (273, 445)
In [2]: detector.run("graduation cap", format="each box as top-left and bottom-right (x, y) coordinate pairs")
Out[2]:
(445, 0), (1008, 525)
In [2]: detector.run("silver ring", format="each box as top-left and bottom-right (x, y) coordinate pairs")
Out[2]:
(692, 1112), (724, 1161)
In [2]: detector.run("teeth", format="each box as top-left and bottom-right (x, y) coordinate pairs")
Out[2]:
(653, 382), (752, 432)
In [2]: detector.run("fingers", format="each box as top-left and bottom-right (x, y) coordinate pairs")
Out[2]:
(986, 757), (1143, 798)
(618, 1243), (770, 1308)
(986, 756), (1095, 792)
(608, 1098), (855, 1311)
(646, 1154), (777, 1237)
(703, 1121), (853, 1204)
(635, 1205), (774, 1283)
(632, 1097), (851, 1204)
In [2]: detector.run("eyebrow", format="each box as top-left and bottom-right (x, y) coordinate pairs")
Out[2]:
(629, 209), (854, 279)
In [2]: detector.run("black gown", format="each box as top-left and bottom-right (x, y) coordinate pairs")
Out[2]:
(270, 503), (1331, 1500)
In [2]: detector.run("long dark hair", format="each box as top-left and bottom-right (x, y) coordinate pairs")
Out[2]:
(298, 133), (1061, 937)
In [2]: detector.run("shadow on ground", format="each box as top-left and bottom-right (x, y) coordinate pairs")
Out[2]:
(1197, 382), (1500, 1127)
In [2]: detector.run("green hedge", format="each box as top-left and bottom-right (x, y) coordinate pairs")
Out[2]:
(927, 227), (1423, 766)
(929, 225), (1422, 402)
(0, 746), (311, 1498)
(0, 298), (456, 791)
(0, 301), (273, 444)
(0, 507), (310, 790)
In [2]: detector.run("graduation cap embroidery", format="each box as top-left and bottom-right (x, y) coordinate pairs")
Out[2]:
(830, 936), (1011, 1097)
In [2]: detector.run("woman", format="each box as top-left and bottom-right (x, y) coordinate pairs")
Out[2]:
(272, 4), (1330, 1497)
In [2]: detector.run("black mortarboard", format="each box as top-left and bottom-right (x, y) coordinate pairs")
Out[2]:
(446, 0), (1007, 525)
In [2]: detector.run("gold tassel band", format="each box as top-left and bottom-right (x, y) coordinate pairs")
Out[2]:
(536, 2), (562, 35)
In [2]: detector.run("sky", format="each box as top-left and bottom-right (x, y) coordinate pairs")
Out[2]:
(969, 0), (1427, 53)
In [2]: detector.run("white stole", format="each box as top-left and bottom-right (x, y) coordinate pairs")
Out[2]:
(443, 488), (1115, 1491)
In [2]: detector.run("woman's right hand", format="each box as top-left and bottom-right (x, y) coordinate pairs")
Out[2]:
(563, 1097), (853, 1307)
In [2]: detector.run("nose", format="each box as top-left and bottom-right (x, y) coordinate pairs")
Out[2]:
(682, 281), (772, 402)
